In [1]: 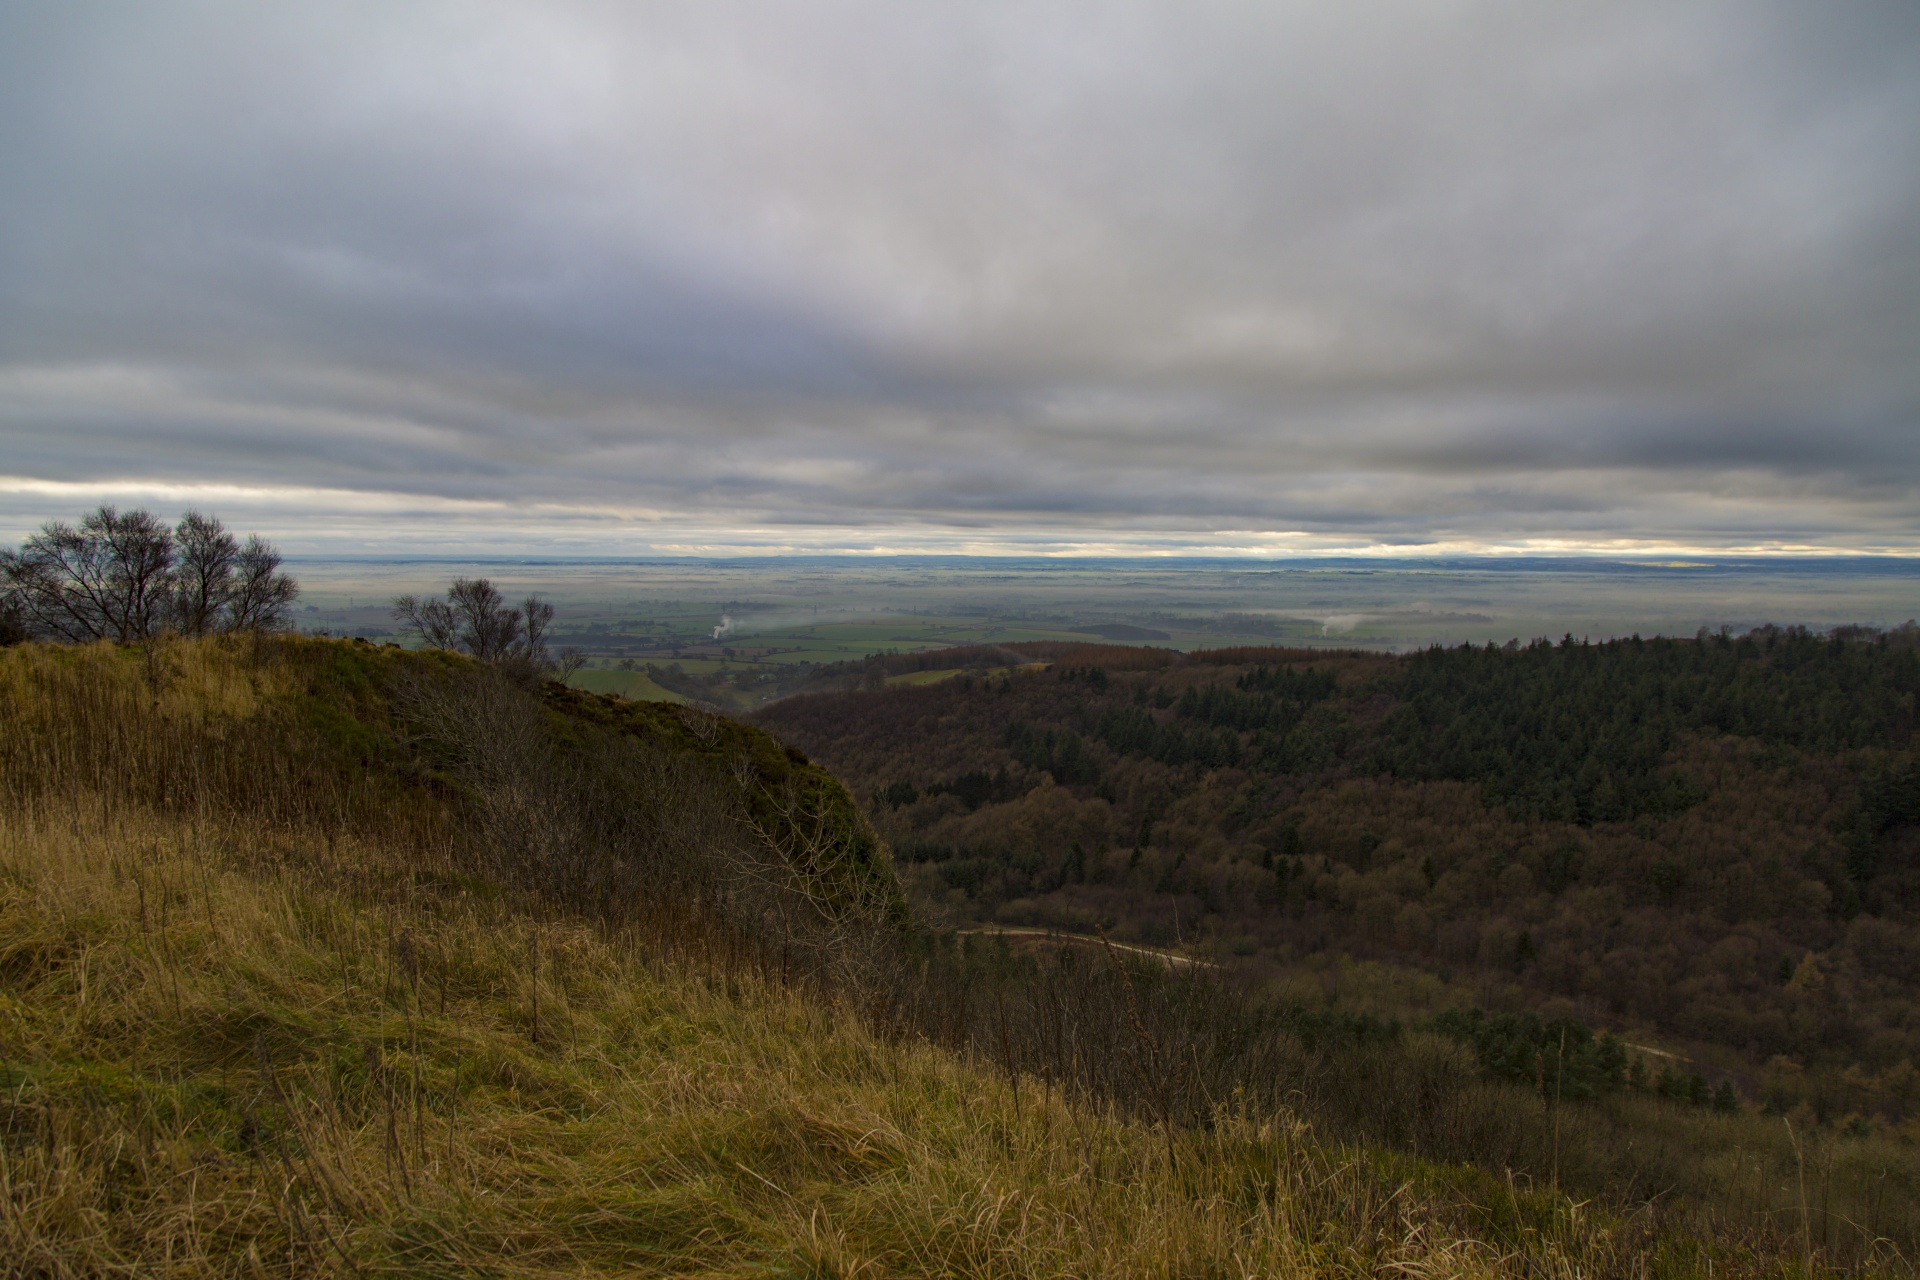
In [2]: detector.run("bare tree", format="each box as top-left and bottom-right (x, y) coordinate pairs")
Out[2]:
(449, 578), (523, 661)
(0, 506), (297, 643)
(170, 510), (237, 636)
(392, 577), (569, 678)
(389, 593), (461, 650)
(223, 533), (299, 632)
(519, 594), (589, 680)
(523, 593), (554, 660)
(158, 511), (297, 636)
(0, 507), (175, 641)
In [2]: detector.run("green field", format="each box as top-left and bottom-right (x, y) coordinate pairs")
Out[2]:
(885, 667), (965, 687)
(564, 669), (692, 702)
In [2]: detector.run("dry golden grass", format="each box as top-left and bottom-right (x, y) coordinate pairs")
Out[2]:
(0, 797), (1590, 1278)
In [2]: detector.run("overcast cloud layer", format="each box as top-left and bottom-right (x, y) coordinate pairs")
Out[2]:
(2, 1), (1917, 555)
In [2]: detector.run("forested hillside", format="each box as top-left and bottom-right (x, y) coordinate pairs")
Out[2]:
(758, 627), (1920, 1126)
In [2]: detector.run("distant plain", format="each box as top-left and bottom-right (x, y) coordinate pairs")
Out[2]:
(290, 556), (1920, 699)
(291, 556), (1912, 644)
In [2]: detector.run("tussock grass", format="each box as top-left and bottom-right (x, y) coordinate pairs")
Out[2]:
(0, 799), (1629, 1278)
(0, 639), (1906, 1276)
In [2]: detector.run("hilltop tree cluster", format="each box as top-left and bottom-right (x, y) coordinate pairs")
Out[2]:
(392, 577), (585, 681)
(0, 505), (297, 644)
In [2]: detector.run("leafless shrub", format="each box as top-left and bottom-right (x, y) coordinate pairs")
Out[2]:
(678, 704), (722, 742)
(387, 663), (887, 982)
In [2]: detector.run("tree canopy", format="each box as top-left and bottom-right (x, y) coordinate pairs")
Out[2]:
(0, 506), (297, 643)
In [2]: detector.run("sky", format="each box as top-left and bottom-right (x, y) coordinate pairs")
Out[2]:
(2, 2), (1917, 557)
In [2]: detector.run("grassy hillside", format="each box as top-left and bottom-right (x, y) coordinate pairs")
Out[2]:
(0, 636), (1908, 1275)
(0, 782), (1636, 1278)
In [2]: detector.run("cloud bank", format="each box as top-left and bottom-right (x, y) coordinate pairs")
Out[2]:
(2, 1), (1916, 554)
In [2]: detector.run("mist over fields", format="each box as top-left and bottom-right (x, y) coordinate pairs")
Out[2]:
(287, 556), (1920, 660)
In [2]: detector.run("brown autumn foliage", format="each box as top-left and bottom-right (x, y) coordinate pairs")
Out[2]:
(757, 633), (1920, 1129)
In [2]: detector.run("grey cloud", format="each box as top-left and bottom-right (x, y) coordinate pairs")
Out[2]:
(1, 1), (1917, 554)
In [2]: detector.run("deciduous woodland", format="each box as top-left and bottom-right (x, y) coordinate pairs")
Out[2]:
(756, 630), (1920, 1131)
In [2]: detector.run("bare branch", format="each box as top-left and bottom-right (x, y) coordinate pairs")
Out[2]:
(0, 507), (176, 642)
(391, 594), (460, 650)
(171, 510), (238, 637)
(224, 533), (299, 632)
(555, 646), (588, 681)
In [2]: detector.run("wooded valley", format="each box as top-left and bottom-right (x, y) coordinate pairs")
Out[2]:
(758, 628), (1920, 1131)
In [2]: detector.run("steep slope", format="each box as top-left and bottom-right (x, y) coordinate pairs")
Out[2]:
(0, 778), (1633, 1278)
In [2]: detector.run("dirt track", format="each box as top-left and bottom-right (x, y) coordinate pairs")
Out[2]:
(954, 925), (1210, 970)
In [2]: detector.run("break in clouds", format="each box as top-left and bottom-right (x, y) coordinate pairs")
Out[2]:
(1, 1), (1917, 555)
